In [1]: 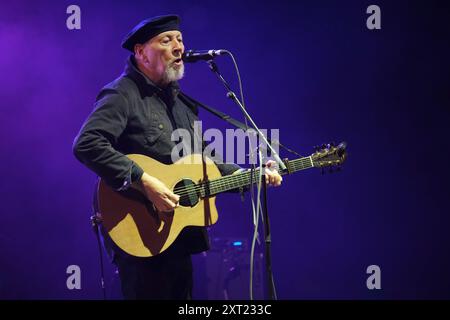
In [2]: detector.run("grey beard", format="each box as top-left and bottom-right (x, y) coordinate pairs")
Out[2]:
(163, 64), (185, 84)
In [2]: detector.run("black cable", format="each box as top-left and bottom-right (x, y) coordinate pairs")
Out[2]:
(221, 50), (303, 160)
(91, 183), (107, 300)
(91, 215), (107, 300)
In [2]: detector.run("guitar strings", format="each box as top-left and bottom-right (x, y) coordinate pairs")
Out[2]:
(173, 157), (312, 198)
(173, 149), (340, 197)
(172, 157), (313, 198)
(173, 157), (312, 197)
(186, 152), (334, 195)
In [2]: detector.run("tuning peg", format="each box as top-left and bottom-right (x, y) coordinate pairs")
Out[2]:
(330, 141), (335, 147)
(321, 143), (327, 149)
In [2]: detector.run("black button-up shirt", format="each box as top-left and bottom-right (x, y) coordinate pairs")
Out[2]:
(73, 56), (240, 190)
(73, 56), (240, 256)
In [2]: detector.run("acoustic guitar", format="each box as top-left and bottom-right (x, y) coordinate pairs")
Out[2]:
(96, 142), (346, 257)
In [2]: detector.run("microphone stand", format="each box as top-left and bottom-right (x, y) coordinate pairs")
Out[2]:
(207, 60), (286, 172)
(207, 59), (279, 300)
(261, 163), (276, 300)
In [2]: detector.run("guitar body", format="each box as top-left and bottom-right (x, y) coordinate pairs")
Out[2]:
(97, 154), (221, 257)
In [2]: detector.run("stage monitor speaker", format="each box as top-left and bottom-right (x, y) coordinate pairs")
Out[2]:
(193, 237), (264, 300)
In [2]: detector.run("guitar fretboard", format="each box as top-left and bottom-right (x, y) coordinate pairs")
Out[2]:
(194, 156), (314, 197)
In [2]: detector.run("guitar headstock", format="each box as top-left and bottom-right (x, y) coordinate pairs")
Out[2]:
(311, 142), (347, 169)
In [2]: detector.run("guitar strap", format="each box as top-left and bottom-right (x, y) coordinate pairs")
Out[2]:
(178, 92), (252, 132)
(178, 92), (302, 158)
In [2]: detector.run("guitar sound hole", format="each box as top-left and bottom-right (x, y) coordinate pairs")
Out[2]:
(174, 179), (199, 207)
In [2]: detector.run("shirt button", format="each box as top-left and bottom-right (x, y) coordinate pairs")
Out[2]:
(158, 124), (164, 129)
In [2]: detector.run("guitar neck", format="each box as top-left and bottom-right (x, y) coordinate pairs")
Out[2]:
(198, 156), (314, 197)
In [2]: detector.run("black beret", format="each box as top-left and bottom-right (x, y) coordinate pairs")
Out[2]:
(121, 15), (180, 52)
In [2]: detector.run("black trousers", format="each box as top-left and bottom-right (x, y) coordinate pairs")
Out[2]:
(114, 248), (193, 300)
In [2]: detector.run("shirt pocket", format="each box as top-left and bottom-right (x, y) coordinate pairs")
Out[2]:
(144, 126), (163, 145)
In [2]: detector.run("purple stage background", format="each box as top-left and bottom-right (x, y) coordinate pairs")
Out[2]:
(1, 0), (449, 299)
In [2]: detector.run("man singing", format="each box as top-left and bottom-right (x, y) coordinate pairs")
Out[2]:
(73, 15), (282, 299)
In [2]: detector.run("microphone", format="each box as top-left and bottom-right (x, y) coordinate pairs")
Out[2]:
(182, 49), (225, 63)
